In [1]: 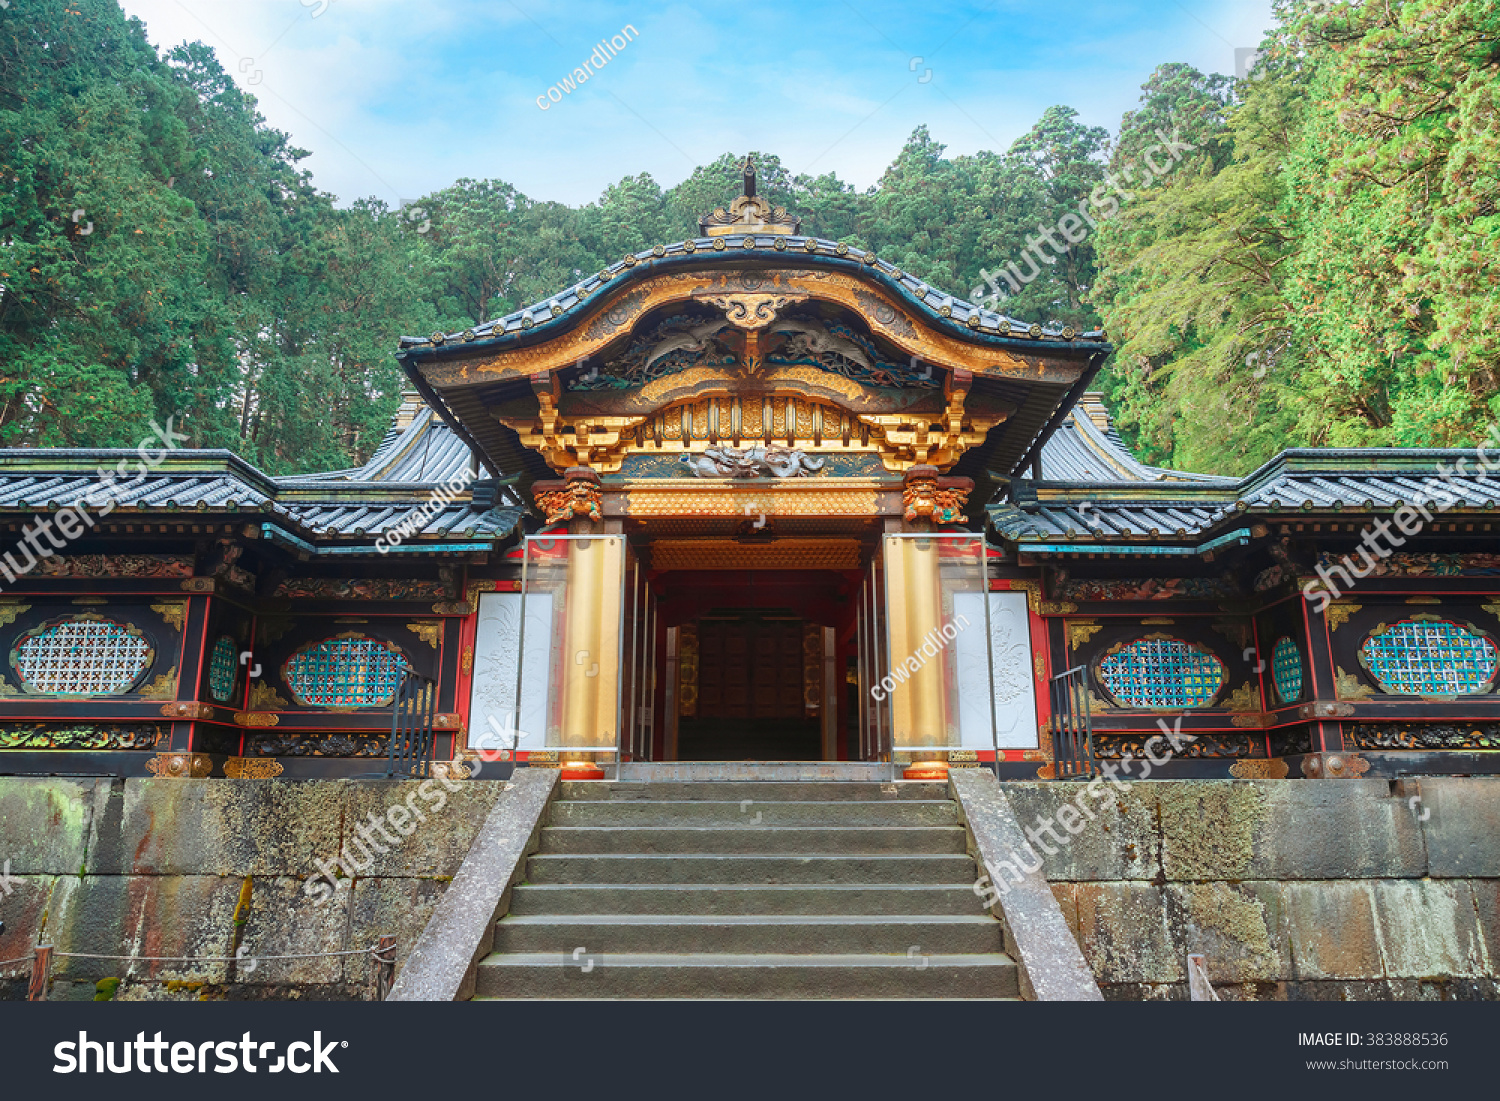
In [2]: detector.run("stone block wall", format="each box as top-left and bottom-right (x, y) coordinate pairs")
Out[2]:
(995, 778), (1500, 1000)
(0, 778), (508, 1001)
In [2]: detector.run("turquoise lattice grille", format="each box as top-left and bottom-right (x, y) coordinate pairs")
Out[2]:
(1359, 619), (1498, 696)
(1272, 637), (1303, 705)
(1097, 637), (1225, 709)
(208, 635), (237, 703)
(283, 635), (404, 707)
(11, 617), (152, 696)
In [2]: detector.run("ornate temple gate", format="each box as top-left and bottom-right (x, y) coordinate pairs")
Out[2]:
(398, 160), (1108, 778)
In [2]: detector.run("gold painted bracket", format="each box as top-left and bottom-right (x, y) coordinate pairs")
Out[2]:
(146, 752), (212, 779)
(224, 757), (285, 779)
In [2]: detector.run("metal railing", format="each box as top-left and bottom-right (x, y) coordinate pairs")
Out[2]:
(386, 667), (437, 779)
(1048, 665), (1096, 779)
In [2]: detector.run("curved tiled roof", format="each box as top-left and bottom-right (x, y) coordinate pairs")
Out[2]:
(396, 234), (1110, 355)
(0, 441), (522, 550)
(991, 447), (1500, 552)
(280, 396), (477, 485)
(1037, 395), (1226, 484)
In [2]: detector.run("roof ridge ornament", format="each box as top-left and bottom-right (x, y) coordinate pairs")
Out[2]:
(699, 154), (802, 237)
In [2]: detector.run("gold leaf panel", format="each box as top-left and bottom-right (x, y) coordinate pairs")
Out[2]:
(151, 602), (188, 633)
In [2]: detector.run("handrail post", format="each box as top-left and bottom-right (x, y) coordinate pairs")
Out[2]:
(370, 936), (396, 1001)
(28, 945), (51, 1002)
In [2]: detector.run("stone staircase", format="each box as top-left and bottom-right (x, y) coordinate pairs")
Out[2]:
(473, 780), (1019, 998)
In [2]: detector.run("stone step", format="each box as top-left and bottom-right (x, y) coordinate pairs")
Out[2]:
(526, 852), (978, 885)
(537, 825), (968, 855)
(473, 951), (1020, 999)
(616, 762), (896, 782)
(508, 883), (989, 916)
(492, 914), (1004, 955)
(558, 781), (949, 802)
(548, 799), (959, 827)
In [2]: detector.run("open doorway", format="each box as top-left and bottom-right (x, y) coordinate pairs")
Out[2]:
(656, 567), (857, 762)
(678, 611), (821, 760)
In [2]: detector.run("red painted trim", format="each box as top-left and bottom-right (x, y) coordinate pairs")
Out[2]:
(184, 595), (210, 752)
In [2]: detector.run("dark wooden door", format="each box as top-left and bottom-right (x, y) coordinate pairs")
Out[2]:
(696, 617), (804, 720)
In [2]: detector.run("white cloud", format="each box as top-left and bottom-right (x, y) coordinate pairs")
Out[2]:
(120, 0), (1275, 207)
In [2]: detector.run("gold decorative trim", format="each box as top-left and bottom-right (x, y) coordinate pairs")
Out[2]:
(902, 467), (971, 525)
(146, 752), (212, 779)
(1142, 617), (1175, 626)
(150, 601), (188, 632)
(248, 682), (289, 710)
(1325, 603), (1361, 631)
(1229, 759), (1289, 779)
(1302, 752), (1370, 780)
(621, 481), (884, 518)
(0, 603), (29, 628)
(233, 711), (279, 727)
(430, 760), (471, 781)
(461, 647), (474, 675)
(1335, 666), (1373, 700)
(802, 623), (823, 715)
(1009, 580), (1042, 615)
(527, 750), (560, 765)
(465, 578), (501, 604)
(1067, 621), (1103, 650)
(1033, 653), (1046, 681)
(418, 267), (1070, 389)
(159, 701), (211, 719)
(406, 621), (442, 649)
(535, 471), (603, 524)
(72, 596), (108, 605)
(678, 623), (698, 718)
(1040, 601), (1079, 615)
(1404, 596), (1442, 604)
(137, 669), (177, 700)
(1224, 683), (1258, 713)
(1300, 701), (1355, 719)
(180, 577), (215, 593)
(1210, 618), (1250, 650)
(224, 757), (284, 779)
(1483, 603), (1500, 619)
(1230, 713), (1270, 728)
(649, 538), (862, 571)
(432, 602), (473, 615)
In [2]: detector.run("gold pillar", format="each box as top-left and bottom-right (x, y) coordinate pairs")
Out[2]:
(891, 466), (951, 780)
(897, 534), (950, 780)
(556, 468), (611, 780)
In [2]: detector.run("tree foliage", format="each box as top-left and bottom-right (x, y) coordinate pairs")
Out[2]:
(1, 0), (1493, 476)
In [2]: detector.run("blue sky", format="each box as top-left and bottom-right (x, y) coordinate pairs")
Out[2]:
(118, 0), (1275, 209)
